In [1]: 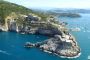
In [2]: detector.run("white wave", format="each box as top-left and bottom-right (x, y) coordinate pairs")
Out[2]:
(56, 52), (81, 59)
(43, 50), (81, 59)
(0, 50), (11, 55)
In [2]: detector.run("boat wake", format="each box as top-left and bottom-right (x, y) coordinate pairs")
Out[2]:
(0, 50), (11, 55)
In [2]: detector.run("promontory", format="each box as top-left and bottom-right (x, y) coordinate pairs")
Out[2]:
(0, 1), (81, 58)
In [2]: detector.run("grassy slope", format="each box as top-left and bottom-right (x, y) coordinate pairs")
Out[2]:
(0, 1), (48, 24)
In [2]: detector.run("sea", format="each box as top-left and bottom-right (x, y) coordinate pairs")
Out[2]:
(0, 13), (90, 60)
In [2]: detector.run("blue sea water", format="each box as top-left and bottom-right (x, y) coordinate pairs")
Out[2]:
(0, 14), (90, 60)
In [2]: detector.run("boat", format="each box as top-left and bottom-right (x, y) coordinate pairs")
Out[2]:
(70, 27), (81, 32)
(88, 55), (90, 60)
(24, 42), (35, 48)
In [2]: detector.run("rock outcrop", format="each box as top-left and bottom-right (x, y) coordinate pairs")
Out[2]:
(22, 15), (81, 58)
(0, 13), (81, 58)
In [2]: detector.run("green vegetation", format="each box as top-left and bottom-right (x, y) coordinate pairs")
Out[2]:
(0, 0), (49, 25)
(33, 11), (50, 21)
(0, 0), (33, 24)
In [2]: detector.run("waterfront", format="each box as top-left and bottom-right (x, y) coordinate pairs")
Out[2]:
(0, 14), (90, 60)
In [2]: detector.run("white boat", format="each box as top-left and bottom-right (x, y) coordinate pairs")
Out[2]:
(21, 32), (25, 34)
(70, 27), (81, 32)
(88, 56), (90, 60)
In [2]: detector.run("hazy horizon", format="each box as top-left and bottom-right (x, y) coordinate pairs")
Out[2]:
(5, 0), (90, 10)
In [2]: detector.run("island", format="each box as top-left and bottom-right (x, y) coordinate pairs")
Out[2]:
(0, 1), (81, 59)
(47, 12), (81, 18)
(46, 9), (81, 18)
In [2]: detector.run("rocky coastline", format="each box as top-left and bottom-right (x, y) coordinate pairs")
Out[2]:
(24, 33), (81, 58)
(0, 14), (81, 58)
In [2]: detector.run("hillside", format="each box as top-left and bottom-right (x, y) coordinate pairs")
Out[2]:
(0, 1), (48, 25)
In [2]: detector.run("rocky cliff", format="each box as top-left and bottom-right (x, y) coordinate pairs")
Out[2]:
(0, 1), (81, 59)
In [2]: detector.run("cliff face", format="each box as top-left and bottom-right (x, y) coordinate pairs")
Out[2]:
(0, 1), (81, 58)
(0, 1), (58, 33)
(1, 12), (64, 37)
(23, 16), (81, 58)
